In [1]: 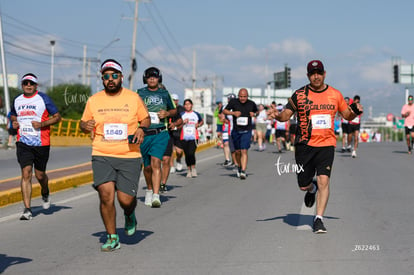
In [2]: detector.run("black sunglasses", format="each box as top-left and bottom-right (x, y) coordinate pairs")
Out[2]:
(22, 80), (36, 86)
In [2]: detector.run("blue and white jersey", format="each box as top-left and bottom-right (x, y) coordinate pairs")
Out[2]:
(11, 91), (59, 146)
(180, 111), (203, 140)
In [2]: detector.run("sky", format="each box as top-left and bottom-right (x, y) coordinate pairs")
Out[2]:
(0, 0), (413, 117)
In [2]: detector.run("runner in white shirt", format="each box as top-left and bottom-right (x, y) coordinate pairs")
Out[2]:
(255, 104), (268, 151)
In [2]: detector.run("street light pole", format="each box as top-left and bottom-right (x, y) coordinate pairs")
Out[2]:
(95, 38), (120, 93)
(128, 0), (139, 90)
(0, 15), (10, 114)
(50, 40), (55, 91)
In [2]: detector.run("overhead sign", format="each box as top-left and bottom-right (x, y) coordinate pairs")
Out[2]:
(400, 65), (414, 85)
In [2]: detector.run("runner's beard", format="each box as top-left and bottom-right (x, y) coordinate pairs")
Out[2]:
(104, 81), (122, 94)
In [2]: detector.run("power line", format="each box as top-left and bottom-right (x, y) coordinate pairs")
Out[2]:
(144, 3), (188, 71)
(151, 1), (192, 67)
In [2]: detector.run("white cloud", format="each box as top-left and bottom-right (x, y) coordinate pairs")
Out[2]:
(268, 38), (314, 57)
(359, 60), (391, 83)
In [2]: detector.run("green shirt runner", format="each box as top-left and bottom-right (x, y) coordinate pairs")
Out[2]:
(137, 87), (176, 129)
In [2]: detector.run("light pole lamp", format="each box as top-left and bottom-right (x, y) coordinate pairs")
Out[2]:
(50, 40), (55, 91)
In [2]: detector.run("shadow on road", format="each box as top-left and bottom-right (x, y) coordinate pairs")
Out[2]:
(0, 253), (32, 273)
(31, 204), (72, 218)
(256, 213), (339, 227)
(392, 150), (411, 154)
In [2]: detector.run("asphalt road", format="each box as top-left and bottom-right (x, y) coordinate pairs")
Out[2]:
(0, 142), (413, 274)
(0, 146), (92, 180)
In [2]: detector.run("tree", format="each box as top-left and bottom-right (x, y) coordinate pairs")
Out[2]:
(47, 84), (91, 119)
(0, 86), (23, 115)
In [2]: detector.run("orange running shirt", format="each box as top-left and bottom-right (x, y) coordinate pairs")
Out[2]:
(81, 88), (149, 158)
(286, 85), (348, 147)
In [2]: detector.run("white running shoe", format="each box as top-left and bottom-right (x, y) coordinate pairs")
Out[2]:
(42, 195), (51, 210)
(352, 150), (357, 158)
(191, 168), (197, 178)
(20, 208), (32, 220)
(176, 162), (183, 172)
(170, 167), (176, 174)
(151, 194), (161, 208)
(186, 171), (192, 178)
(145, 190), (153, 206)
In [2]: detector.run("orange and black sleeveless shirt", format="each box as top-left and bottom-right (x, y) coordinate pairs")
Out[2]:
(286, 85), (348, 147)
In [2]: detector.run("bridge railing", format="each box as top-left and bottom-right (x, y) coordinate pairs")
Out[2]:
(50, 118), (89, 138)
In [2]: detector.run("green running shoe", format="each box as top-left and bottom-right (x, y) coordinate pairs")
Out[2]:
(124, 213), (137, 236)
(101, 234), (120, 252)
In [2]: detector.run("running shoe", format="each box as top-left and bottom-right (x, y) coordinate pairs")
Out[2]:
(101, 234), (120, 252)
(223, 160), (232, 166)
(124, 213), (137, 236)
(160, 183), (167, 193)
(186, 171), (192, 178)
(42, 195), (51, 210)
(341, 147), (346, 153)
(304, 181), (318, 208)
(170, 167), (176, 174)
(20, 208), (32, 220)
(240, 171), (246, 180)
(151, 194), (161, 208)
(145, 190), (153, 206)
(346, 145), (352, 152)
(313, 218), (327, 234)
(352, 150), (357, 158)
(191, 168), (198, 178)
(176, 162), (183, 172)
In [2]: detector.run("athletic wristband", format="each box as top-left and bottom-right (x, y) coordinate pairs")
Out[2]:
(138, 126), (147, 131)
(350, 103), (362, 115)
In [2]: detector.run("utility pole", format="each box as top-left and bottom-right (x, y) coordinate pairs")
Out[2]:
(129, 0), (139, 90)
(82, 45), (87, 85)
(0, 14), (10, 114)
(50, 40), (55, 91)
(192, 49), (196, 90)
(203, 75), (223, 110)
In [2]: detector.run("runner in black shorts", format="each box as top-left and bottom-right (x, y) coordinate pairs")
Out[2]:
(295, 145), (335, 187)
(10, 73), (61, 221)
(160, 99), (183, 193)
(270, 60), (363, 233)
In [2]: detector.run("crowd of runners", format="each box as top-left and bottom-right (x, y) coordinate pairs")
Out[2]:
(8, 59), (373, 251)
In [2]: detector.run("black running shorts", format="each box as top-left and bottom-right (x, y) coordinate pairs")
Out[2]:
(164, 134), (174, 157)
(341, 123), (351, 134)
(405, 126), (414, 135)
(294, 144), (335, 188)
(16, 142), (50, 171)
(349, 124), (360, 133)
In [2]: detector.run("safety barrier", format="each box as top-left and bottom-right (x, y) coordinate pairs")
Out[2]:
(51, 118), (89, 138)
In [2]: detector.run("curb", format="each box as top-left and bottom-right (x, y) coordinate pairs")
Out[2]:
(0, 141), (216, 208)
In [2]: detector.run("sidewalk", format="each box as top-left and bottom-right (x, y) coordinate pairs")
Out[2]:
(0, 142), (216, 208)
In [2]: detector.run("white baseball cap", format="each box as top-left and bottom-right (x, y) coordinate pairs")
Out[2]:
(172, 94), (179, 100)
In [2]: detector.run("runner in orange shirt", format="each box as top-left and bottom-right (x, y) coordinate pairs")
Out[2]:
(81, 59), (150, 252)
(270, 60), (363, 233)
